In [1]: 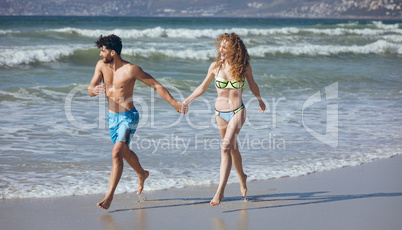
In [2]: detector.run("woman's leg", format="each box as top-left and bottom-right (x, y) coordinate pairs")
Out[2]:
(231, 141), (248, 197)
(230, 108), (247, 197)
(211, 109), (247, 206)
(211, 116), (229, 206)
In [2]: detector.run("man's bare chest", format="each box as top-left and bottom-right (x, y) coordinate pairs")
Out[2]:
(103, 71), (134, 93)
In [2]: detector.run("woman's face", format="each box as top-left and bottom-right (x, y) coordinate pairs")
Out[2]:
(219, 40), (228, 60)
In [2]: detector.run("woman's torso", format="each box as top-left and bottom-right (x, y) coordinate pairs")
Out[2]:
(214, 63), (244, 112)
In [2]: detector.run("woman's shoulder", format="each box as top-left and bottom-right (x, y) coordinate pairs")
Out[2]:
(210, 61), (218, 68)
(208, 61), (219, 72)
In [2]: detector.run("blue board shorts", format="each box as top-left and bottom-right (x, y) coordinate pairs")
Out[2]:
(107, 108), (139, 145)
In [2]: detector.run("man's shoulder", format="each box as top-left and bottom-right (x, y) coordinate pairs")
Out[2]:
(123, 63), (143, 74)
(96, 59), (105, 65)
(95, 59), (103, 66)
(95, 60), (108, 69)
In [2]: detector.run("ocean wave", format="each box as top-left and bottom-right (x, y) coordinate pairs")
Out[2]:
(303, 27), (402, 36)
(46, 27), (222, 39)
(123, 40), (402, 59)
(123, 47), (216, 60)
(383, 35), (402, 43)
(2, 39), (401, 67)
(372, 21), (401, 30)
(0, 29), (19, 35)
(336, 21), (360, 27)
(0, 44), (90, 66)
(248, 40), (402, 56)
(45, 24), (402, 39)
(0, 84), (87, 103)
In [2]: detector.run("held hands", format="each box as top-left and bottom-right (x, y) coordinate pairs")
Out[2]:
(181, 102), (189, 114)
(174, 101), (189, 114)
(93, 84), (106, 95)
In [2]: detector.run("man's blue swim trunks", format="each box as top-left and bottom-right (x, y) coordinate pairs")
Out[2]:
(107, 108), (139, 145)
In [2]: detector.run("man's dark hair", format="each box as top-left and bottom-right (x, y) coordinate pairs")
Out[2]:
(95, 34), (123, 55)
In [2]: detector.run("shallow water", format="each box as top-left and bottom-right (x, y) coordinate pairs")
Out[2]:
(0, 16), (401, 199)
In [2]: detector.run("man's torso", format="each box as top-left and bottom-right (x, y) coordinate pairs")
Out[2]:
(101, 62), (136, 113)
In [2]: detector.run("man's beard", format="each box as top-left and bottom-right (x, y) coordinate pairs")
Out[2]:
(103, 56), (114, 63)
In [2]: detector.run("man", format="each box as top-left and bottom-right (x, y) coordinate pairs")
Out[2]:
(88, 34), (186, 210)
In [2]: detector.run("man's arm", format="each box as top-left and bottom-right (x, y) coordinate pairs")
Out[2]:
(132, 65), (184, 113)
(88, 60), (105, 97)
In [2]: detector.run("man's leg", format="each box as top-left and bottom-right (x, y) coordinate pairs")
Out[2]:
(122, 145), (149, 195)
(97, 142), (126, 210)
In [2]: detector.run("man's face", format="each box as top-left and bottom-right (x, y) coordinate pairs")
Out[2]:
(100, 46), (113, 63)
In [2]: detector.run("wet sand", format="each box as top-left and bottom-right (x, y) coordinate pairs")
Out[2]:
(1, 155), (401, 230)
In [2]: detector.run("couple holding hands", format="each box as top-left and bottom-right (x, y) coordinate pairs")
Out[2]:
(88, 33), (265, 210)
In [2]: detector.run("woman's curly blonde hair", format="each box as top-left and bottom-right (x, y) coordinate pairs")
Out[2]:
(214, 33), (250, 81)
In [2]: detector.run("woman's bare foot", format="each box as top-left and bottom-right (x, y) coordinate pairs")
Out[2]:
(97, 195), (113, 210)
(240, 174), (247, 197)
(137, 170), (149, 195)
(210, 192), (224, 206)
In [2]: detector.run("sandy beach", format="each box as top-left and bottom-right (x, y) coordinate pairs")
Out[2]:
(1, 16), (401, 230)
(1, 155), (401, 230)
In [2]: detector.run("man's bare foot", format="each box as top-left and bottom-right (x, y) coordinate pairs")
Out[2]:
(210, 192), (224, 206)
(137, 170), (149, 195)
(97, 195), (113, 210)
(240, 174), (247, 197)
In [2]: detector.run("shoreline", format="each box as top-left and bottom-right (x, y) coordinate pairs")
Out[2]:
(1, 155), (401, 230)
(1, 15), (402, 20)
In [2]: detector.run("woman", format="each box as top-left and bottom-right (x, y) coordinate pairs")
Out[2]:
(183, 33), (266, 206)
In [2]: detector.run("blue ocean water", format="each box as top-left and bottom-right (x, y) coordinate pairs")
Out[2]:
(0, 16), (401, 199)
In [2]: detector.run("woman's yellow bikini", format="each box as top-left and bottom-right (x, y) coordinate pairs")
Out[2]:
(215, 77), (245, 89)
(214, 65), (245, 123)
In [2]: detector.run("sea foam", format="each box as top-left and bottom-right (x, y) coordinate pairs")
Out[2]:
(248, 40), (402, 56)
(45, 24), (402, 39)
(2, 39), (400, 67)
(0, 44), (89, 66)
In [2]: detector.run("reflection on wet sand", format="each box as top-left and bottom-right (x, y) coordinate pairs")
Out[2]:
(212, 209), (248, 230)
(100, 208), (147, 230)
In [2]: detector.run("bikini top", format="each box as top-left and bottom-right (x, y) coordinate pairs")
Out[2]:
(215, 65), (245, 89)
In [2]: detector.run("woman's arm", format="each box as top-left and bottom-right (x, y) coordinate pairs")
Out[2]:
(183, 62), (216, 105)
(245, 65), (266, 112)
